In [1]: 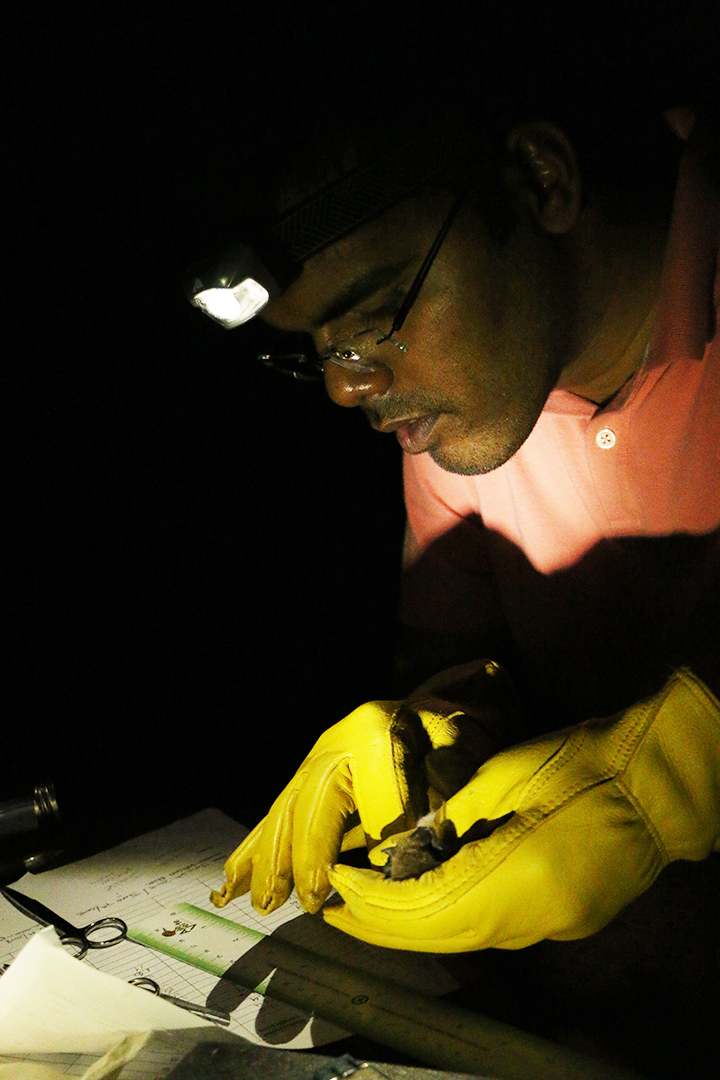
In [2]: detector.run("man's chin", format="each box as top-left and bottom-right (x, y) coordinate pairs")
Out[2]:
(427, 427), (529, 476)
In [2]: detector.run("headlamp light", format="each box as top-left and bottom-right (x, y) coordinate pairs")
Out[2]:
(192, 281), (269, 328)
(188, 243), (286, 329)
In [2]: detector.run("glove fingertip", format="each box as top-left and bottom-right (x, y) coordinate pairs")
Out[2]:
(326, 864), (351, 890)
(300, 893), (325, 915)
(210, 872), (252, 907)
(251, 893), (281, 916)
(367, 845), (392, 868)
(327, 863), (380, 897)
(296, 868), (333, 914)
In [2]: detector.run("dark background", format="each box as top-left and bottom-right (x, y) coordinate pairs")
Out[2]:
(5, 8), (405, 851)
(6, 8), (720, 1077)
(5, 0), (716, 853)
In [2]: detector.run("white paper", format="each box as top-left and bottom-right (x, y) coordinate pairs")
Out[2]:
(0, 928), (211, 1055)
(0, 1065), (71, 1079)
(0, 809), (459, 1077)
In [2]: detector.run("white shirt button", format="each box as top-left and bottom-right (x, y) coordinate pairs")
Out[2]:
(596, 427), (616, 449)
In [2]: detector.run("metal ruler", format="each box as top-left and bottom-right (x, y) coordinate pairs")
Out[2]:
(128, 904), (646, 1080)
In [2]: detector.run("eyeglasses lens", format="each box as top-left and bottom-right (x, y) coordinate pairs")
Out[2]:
(259, 353), (324, 380)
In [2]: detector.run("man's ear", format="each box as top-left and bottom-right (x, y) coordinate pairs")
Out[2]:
(505, 120), (582, 234)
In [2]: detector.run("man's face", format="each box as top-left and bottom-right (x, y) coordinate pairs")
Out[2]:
(261, 185), (578, 475)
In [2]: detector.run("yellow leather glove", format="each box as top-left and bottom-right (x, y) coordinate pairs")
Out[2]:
(211, 660), (520, 915)
(324, 669), (720, 952)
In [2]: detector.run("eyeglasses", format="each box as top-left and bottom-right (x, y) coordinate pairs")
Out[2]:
(258, 190), (466, 381)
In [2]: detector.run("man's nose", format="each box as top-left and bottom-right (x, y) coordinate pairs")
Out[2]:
(322, 360), (394, 407)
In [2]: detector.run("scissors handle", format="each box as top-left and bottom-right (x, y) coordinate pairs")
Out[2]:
(80, 916), (127, 947)
(62, 917), (127, 959)
(130, 976), (162, 992)
(129, 977), (231, 1025)
(59, 936), (89, 959)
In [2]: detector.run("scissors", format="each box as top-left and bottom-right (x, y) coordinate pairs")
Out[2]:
(0, 885), (231, 1025)
(128, 976), (230, 1025)
(0, 884), (126, 959)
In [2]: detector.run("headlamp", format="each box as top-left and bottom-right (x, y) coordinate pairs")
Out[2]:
(187, 125), (463, 330)
(188, 244), (286, 329)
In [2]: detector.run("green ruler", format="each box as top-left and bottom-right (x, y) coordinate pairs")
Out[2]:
(128, 902), (266, 979)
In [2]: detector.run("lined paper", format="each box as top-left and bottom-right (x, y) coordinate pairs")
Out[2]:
(0, 809), (457, 1077)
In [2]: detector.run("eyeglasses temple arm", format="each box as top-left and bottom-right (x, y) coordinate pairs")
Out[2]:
(377, 189), (466, 343)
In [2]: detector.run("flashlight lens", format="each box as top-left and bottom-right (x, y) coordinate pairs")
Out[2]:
(193, 278), (270, 328)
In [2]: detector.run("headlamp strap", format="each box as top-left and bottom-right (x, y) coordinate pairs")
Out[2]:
(269, 126), (464, 264)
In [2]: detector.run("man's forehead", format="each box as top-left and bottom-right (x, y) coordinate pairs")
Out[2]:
(266, 124), (465, 265)
(315, 195), (438, 267)
(262, 192), (445, 332)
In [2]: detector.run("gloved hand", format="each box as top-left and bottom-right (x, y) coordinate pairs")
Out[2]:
(324, 669), (720, 952)
(210, 660), (520, 915)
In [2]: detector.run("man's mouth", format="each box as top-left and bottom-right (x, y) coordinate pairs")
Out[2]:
(373, 414), (441, 454)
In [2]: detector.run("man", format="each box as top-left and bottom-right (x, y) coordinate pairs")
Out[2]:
(191, 3), (720, 955)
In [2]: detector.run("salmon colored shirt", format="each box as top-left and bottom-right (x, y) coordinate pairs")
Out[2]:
(401, 147), (720, 724)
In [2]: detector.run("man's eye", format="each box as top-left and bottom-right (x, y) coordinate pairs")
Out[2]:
(358, 287), (407, 325)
